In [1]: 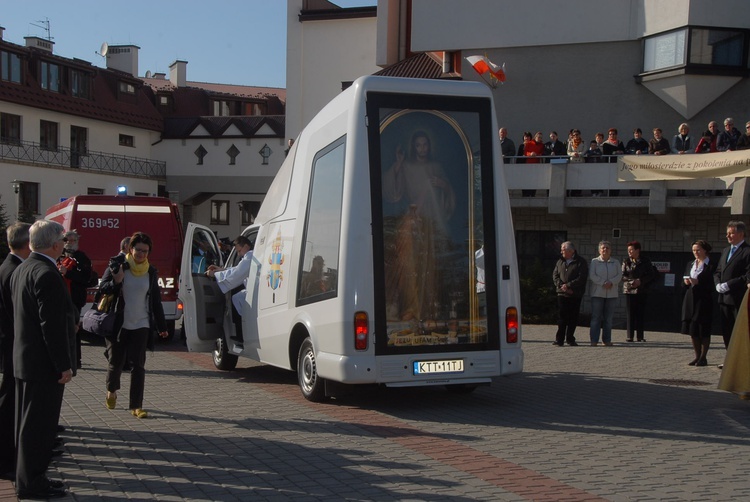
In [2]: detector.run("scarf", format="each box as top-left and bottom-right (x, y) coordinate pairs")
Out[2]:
(125, 253), (150, 277)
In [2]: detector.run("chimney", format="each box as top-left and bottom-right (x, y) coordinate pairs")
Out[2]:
(153, 72), (166, 79)
(0, 27), (5, 40)
(106, 44), (139, 77)
(169, 60), (187, 87)
(24, 36), (54, 53)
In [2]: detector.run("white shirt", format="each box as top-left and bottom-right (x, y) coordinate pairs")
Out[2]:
(214, 252), (253, 294)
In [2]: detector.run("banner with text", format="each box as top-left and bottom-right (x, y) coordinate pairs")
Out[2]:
(618, 150), (750, 181)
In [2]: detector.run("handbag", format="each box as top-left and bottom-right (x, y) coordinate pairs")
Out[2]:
(82, 293), (118, 337)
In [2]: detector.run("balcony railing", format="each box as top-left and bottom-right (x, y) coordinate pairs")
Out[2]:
(502, 155), (748, 215)
(0, 138), (166, 178)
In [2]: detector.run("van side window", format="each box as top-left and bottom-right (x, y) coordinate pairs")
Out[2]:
(297, 137), (345, 304)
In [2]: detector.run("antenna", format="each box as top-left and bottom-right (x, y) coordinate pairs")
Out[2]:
(30, 17), (53, 41)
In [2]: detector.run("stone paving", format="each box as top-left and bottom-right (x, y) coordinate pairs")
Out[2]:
(1, 325), (749, 501)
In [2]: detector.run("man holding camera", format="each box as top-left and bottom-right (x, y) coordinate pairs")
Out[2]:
(57, 230), (92, 369)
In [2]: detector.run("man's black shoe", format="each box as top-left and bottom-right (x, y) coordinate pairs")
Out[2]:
(567, 341), (579, 346)
(552, 341), (564, 346)
(56, 424), (66, 433)
(17, 487), (67, 499)
(48, 479), (65, 489)
(53, 436), (63, 448)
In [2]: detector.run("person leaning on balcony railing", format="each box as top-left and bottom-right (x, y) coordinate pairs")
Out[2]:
(648, 128), (671, 156)
(498, 127), (516, 164)
(716, 117), (742, 152)
(544, 131), (567, 161)
(672, 123), (693, 154)
(625, 128), (649, 155)
(735, 121), (750, 151)
(521, 132), (543, 197)
(695, 123), (718, 153)
(602, 129), (624, 195)
(567, 129), (585, 163)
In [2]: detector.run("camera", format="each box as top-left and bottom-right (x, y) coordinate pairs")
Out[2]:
(108, 254), (129, 274)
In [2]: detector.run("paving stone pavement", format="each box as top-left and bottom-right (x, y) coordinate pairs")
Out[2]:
(1, 325), (749, 501)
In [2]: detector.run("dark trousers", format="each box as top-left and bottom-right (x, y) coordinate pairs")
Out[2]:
(556, 295), (582, 344)
(0, 366), (15, 473)
(15, 378), (64, 492)
(625, 294), (647, 340)
(231, 303), (244, 342)
(106, 327), (149, 410)
(719, 302), (738, 348)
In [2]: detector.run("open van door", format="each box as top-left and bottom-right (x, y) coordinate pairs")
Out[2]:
(179, 223), (225, 353)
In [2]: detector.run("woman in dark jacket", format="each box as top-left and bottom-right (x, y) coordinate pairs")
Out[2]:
(681, 240), (715, 366)
(101, 232), (167, 418)
(621, 241), (657, 342)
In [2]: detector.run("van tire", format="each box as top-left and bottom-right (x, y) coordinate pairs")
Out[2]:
(213, 337), (238, 371)
(297, 338), (326, 402)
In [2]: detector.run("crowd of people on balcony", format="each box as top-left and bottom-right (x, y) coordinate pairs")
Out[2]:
(498, 117), (750, 165)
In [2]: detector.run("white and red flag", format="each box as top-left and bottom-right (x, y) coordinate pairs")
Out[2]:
(465, 55), (506, 87)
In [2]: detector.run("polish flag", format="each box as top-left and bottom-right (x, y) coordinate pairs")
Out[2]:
(465, 55), (506, 83)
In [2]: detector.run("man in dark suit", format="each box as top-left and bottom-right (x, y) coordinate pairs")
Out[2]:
(714, 220), (750, 348)
(0, 222), (31, 480)
(11, 220), (77, 499)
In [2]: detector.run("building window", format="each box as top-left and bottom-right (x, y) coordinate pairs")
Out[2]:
(158, 95), (172, 108)
(87, 187), (104, 195)
(70, 125), (88, 168)
(1, 113), (21, 144)
(259, 144), (272, 165)
(41, 61), (60, 92)
(119, 134), (135, 147)
(1, 50), (22, 83)
(643, 27), (749, 73)
(118, 81), (136, 94)
(19, 182), (40, 216)
(212, 100), (231, 116)
(195, 145), (208, 165)
(70, 69), (91, 99)
(211, 200), (230, 225)
(40, 120), (58, 150)
(240, 201), (261, 226)
(227, 144), (240, 165)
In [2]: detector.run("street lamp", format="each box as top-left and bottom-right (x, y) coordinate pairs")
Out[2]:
(10, 180), (21, 221)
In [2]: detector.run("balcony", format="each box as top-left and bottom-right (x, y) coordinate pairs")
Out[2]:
(503, 156), (750, 215)
(0, 138), (166, 179)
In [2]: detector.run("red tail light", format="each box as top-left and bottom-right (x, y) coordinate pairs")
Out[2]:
(506, 307), (519, 344)
(354, 311), (368, 350)
(177, 300), (183, 311)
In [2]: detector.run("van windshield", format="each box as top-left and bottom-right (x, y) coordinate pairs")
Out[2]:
(368, 93), (498, 354)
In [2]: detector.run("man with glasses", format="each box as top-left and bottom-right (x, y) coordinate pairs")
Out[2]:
(736, 121), (750, 150)
(716, 117), (741, 151)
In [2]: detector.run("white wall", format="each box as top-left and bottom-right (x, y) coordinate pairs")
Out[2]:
(408, 0), (750, 52)
(286, 0), (380, 139)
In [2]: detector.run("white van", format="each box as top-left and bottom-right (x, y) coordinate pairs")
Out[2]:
(180, 75), (523, 401)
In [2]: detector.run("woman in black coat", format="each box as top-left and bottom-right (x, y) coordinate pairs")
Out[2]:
(681, 240), (715, 366)
(621, 240), (657, 342)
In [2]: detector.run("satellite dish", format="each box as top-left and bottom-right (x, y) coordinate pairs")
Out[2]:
(145, 70), (152, 78)
(100, 42), (109, 57)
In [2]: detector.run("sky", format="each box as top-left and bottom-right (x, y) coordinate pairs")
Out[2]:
(1, 0), (376, 89)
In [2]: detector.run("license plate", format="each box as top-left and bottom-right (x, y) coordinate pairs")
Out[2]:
(413, 359), (464, 375)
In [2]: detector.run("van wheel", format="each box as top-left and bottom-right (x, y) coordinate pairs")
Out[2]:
(213, 337), (238, 371)
(445, 384), (478, 394)
(297, 338), (326, 402)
